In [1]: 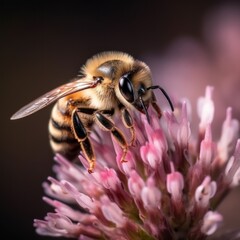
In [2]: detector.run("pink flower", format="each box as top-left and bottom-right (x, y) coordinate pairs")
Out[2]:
(198, 86), (215, 132)
(34, 86), (240, 239)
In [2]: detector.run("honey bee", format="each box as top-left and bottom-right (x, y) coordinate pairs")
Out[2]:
(11, 51), (173, 173)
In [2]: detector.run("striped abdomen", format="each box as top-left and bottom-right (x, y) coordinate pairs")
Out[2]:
(48, 99), (80, 159)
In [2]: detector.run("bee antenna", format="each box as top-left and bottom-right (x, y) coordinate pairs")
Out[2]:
(147, 85), (174, 112)
(139, 96), (150, 123)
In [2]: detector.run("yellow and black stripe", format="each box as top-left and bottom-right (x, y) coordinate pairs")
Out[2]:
(48, 101), (80, 159)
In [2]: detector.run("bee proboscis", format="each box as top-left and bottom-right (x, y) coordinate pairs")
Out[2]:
(11, 51), (173, 173)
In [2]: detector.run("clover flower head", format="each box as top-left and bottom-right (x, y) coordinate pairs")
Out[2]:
(34, 86), (240, 240)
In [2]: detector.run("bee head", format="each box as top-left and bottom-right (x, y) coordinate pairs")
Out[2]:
(117, 62), (174, 123)
(117, 62), (153, 122)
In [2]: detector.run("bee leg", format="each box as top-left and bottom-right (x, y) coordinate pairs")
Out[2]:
(121, 108), (135, 146)
(151, 92), (162, 118)
(71, 110), (95, 173)
(94, 112), (128, 163)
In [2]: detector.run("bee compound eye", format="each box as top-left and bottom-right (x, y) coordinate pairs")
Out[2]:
(119, 75), (134, 103)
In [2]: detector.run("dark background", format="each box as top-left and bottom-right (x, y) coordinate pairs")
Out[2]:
(1, 1), (240, 239)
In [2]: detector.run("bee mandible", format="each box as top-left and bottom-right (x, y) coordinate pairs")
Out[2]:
(11, 51), (174, 173)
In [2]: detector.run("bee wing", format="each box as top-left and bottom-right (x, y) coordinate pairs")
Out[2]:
(11, 78), (99, 120)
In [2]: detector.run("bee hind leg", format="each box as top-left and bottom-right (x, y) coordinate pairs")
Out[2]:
(94, 111), (128, 163)
(71, 110), (95, 173)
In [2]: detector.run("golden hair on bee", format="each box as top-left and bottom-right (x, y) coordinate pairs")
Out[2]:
(82, 51), (135, 76)
(11, 51), (174, 173)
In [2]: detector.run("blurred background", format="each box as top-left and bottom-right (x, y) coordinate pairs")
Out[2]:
(1, 0), (240, 239)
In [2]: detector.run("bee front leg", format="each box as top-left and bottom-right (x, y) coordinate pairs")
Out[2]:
(71, 110), (95, 173)
(121, 108), (135, 146)
(151, 92), (162, 118)
(94, 112), (128, 163)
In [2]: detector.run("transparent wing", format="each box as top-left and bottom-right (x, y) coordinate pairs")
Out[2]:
(11, 78), (99, 120)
